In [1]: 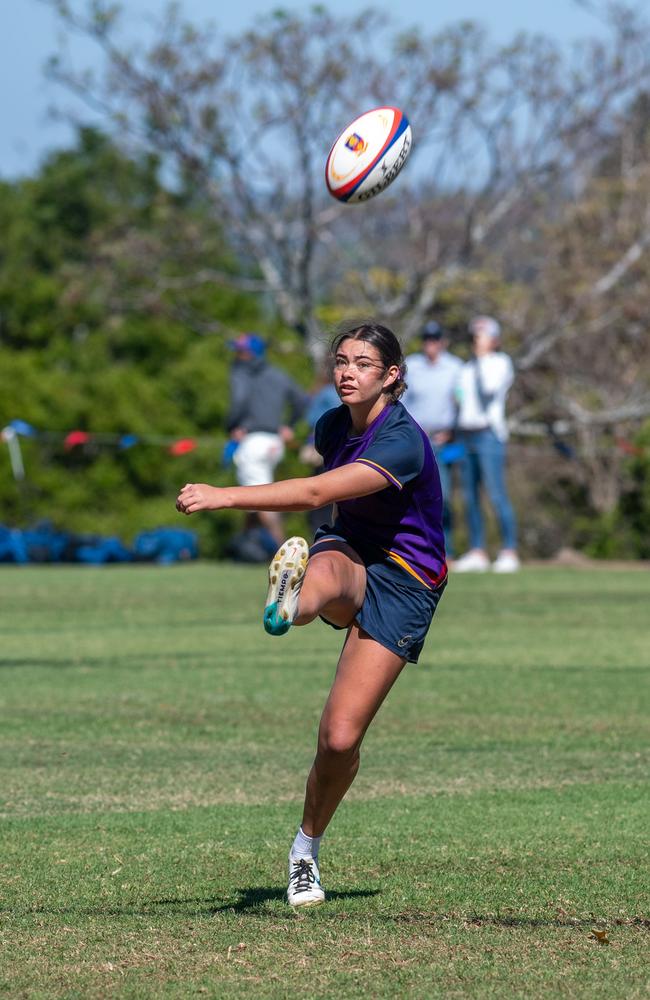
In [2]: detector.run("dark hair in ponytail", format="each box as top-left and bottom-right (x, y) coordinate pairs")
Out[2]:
(330, 321), (407, 402)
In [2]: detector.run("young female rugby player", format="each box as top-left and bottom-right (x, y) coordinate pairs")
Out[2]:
(176, 322), (447, 907)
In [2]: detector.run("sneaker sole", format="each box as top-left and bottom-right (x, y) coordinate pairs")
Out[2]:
(264, 537), (309, 635)
(288, 896), (325, 909)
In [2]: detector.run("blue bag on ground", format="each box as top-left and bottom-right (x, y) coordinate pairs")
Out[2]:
(133, 527), (198, 564)
(0, 525), (30, 563)
(20, 521), (72, 562)
(75, 535), (132, 564)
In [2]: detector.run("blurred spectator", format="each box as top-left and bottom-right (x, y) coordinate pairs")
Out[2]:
(305, 371), (340, 432)
(226, 333), (308, 553)
(402, 321), (463, 557)
(299, 362), (340, 468)
(454, 316), (520, 573)
(299, 362), (340, 537)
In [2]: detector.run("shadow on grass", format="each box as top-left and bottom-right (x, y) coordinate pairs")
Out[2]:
(4, 902), (648, 930)
(2, 887), (380, 919)
(206, 886), (380, 913)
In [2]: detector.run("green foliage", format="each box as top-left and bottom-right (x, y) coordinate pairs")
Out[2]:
(584, 422), (650, 559)
(0, 128), (314, 554)
(1, 121), (647, 560)
(0, 129), (159, 349)
(620, 422), (650, 558)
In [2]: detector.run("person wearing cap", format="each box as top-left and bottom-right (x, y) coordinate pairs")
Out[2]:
(226, 333), (308, 549)
(454, 316), (520, 573)
(402, 321), (463, 557)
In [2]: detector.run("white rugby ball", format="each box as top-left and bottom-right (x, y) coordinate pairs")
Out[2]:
(325, 107), (412, 204)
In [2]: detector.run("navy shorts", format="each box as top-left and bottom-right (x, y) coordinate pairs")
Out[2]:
(310, 528), (446, 664)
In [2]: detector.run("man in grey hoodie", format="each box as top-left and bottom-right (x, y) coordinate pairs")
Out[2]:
(227, 333), (308, 547)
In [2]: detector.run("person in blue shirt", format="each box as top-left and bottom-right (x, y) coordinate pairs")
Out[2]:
(176, 322), (447, 909)
(402, 321), (463, 557)
(300, 362), (343, 536)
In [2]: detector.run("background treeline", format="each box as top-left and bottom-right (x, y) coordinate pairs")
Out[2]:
(2, 2), (650, 558)
(0, 130), (309, 557)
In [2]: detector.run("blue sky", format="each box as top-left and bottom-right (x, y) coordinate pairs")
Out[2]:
(1, 0), (616, 179)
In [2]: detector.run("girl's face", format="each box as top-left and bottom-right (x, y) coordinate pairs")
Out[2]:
(333, 338), (399, 406)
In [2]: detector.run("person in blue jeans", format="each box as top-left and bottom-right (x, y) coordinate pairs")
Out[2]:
(454, 316), (520, 573)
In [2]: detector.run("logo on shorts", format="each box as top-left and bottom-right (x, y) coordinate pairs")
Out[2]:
(397, 634), (413, 648)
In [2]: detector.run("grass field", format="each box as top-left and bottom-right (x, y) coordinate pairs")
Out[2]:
(0, 562), (648, 998)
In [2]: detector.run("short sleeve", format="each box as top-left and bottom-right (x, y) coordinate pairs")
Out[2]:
(314, 406), (343, 457)
(355, 413), (424, 490)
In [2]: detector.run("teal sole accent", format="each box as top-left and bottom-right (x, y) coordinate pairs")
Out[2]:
(263, 603), (292, 636)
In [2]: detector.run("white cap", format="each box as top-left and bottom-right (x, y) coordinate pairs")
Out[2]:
(469, 315), (501, 339)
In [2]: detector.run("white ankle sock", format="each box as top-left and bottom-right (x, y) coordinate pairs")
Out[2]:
(291, 826), (321, 860)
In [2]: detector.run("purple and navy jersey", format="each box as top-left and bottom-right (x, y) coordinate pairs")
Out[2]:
(314, 402), (447, 589)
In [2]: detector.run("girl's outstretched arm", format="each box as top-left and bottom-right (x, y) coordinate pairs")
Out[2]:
(176, 463), (388, 516)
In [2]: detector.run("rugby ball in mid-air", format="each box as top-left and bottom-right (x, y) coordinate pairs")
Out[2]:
(325, 107), (412, 204)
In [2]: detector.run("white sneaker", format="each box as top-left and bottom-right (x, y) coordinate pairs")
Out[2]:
(492, 551), (521, 573)
(263, 537), (309, 636)
(453, 550), (490, 573)
(287, 854), (325, 908)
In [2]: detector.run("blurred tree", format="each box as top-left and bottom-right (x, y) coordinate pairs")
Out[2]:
(0, 127), (311, 551)
(505, 86), (650, 519)
(44, 2), (650, 350)
(13, 0), (650, 556)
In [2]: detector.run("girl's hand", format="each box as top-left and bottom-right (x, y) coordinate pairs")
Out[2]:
(176, 483), (227, 515)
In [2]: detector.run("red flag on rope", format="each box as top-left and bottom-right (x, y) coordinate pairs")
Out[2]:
(169, 438), (197, 456)
(64, 430), (91, 450)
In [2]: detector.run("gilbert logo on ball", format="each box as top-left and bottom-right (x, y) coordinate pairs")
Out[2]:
(325, 107), (412, 204)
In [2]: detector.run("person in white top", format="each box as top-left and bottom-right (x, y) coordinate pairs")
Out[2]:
(454, 316), (520, 573)
(402, 321), (463, 556)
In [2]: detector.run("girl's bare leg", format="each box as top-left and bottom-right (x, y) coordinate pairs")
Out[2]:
(300, 624), (407, 837)
(294, 542), (367, 628)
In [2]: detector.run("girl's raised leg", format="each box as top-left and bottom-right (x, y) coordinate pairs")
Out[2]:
(295, 540), (367, 628)
(264, 536), (366, 635)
